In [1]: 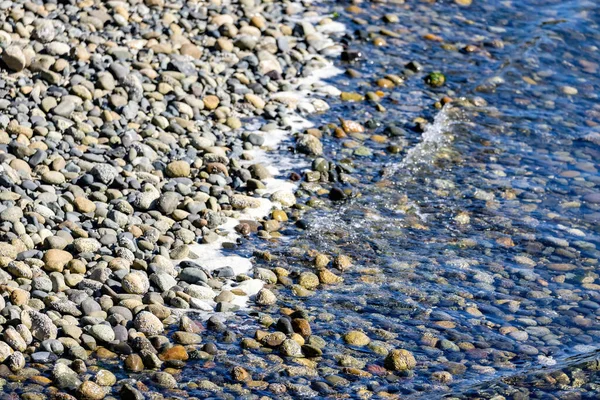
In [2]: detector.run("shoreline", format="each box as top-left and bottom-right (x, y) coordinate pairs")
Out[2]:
(0, 0), (353, 397)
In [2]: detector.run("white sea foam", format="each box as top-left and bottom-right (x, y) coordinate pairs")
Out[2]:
(172, 15), (346, 317)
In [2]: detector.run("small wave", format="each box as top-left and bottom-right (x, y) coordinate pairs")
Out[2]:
(382, 105), (460, 179)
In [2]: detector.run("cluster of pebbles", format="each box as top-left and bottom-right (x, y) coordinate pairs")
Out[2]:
(0, 0), (366, 397)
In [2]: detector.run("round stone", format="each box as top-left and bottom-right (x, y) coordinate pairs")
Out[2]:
(122, 272), (150, 295)
(134, 311), (164, 336)
(384, 349), (416, 371)
(77, 381), (106, 400)
(41, 171), (66, 185)
(166, 160), (191, 178)
(270, 190), (296, 207)
(255, 288), (277, 305)
(43, 249), (73, 272)
(344, 330), (370, 347)
(2, 45), (26, 72)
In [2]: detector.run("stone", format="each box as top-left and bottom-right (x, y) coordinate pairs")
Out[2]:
(384, 349), (416, 371)
(256, 288), (277, 305)
(172, 332), (202, 345)
(53, 363), (82, 390)
(203, 95), (220, 110)
(270, 191), (296, 207)
(150, 272), (177, 291)
(122, 271), (150, 294)
(88, 325), (115, 343)
(95, 369), (116, 386)
(159, 345), (189, 361)
(232, 366), (251, 381)
(92, 164), (118, 185)
(74, 197), (96, 213)
(77, 381), (106, 400)
(2, 46), (26, 72)
(125, 354), (144, 372)
(7, 351), (25, 371)
(43, 249), (73, 272)
(166, 160), (191, 177)
(41, 171), (66, 185)
(299, 272), (319, 290)
(230, 194), (261, 209)
(73, 238), (101, 253)
(134, 311), (163, 335)
(29, 311), (58, 341)
(0, 206), (23, 223)
(0, 341), (13, 362)
(296, 134), (323, 156)
(344, 331), (370, 347)
(33, 20), (56, 43)
(153, 371), (177, 389)
(280, 339), (303, 357)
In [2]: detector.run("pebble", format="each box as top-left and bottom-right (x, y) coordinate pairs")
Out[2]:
(384, 349), (416, 371)
(134, 312), (164, 336)
(344, 331), (371, 347)
(2, 45), (26, 72)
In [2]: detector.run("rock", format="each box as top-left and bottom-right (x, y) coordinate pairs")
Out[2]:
(270, 190), (296, 207)
(7, 351), (25, 371)
(384, 349), (416, 371)
(28, 311), (58, 341)
(150, 272), (177, 291)
(232, 366), (251, 381)
(245, 93), (265, 109)
(74, 197), (96, 213)
(318, 269), (343, 284)
(299, 272), (319, 290)
(256, 288), (277, 305)
(159, 345), (189, 361)
(53, 98), (77, 117)
(230, 194), (261, 209)
(124, 354), (144, 372)
(179, 268), (209, 284)
(87, 325), (115, 343)
(333, 255), (352, 271)
(157, 192), (181, 214)
(77, 381), (106, 400)
(122, 271), (150, 294)
(2, 46), (26, 72)
(0, 206), (23, 223)
(120, 384), (144, 400)
(203, 95), (220, 110)
(166, 160), (191, 178)
(181, 43), (202, 59)
(134, 311), (163, 335)
(73, 238), (101, 253)
(91, 164), (118, 185)
(95, 369), (116, 386)
(41, 171), (66, 185)
(0, 341), (12, 362)
(153, 371), (177, 389)
(344, 331), (370, 347)
(172, 332), (202, 345)
(0, 243), (17, 259)
(280, 339), (303, 357)
(53, 363), (82, 390)
(43, 249), (73, 272)
(33, 20), (56, 43)
(46, 41), (70, 56)
(296, 134), (323, 156)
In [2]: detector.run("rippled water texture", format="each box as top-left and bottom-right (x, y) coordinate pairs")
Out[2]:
(181, 0), (600, 398)
(285, 0), (600, 397)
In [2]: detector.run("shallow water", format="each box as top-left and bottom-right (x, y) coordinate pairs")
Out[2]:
(180, 0), (600, 398)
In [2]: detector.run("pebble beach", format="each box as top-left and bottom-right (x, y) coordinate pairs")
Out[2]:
(1, 0), (600, 399)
